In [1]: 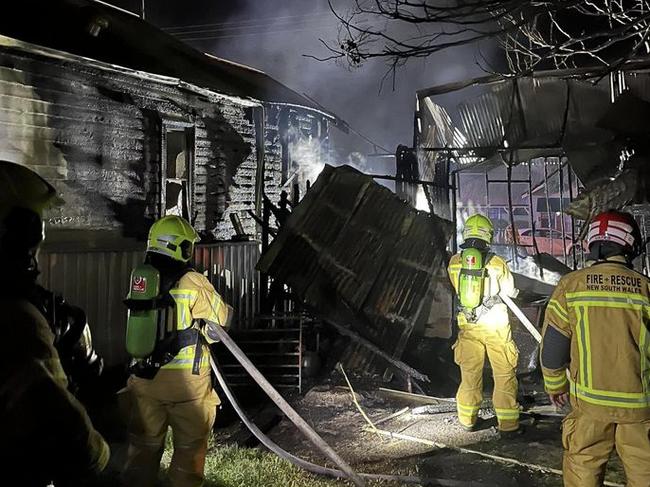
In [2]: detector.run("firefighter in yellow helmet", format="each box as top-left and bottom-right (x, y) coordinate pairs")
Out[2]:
(447, 214), (521, 434)
(122, 215), (233, 487)
(541, 210), (650, 486)
(0, 160), (109, 486)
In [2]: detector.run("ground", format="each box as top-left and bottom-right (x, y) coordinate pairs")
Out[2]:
(95, 379), (627, 487)
(258, 383), (627, 486)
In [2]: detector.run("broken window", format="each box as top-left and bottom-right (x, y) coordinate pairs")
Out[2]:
(162, 125), (194, 219)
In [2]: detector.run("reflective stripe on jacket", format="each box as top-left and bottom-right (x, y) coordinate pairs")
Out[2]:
(541, 258), (650, 421)
(448, 252), (516, 328)
(162, 271), (231, 371)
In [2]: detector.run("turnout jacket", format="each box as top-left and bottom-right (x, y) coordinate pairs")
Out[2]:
(160, 270), (233, 373)
(128, 271), (233, 406)
(0, 298), (109, 486)
(448, 252), (517, 328)
(541, 257), (650, 422)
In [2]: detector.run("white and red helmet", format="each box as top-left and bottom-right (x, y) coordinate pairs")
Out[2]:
(587, 210), (642, 255)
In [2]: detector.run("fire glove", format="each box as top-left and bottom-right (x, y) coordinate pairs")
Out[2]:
(483, 295), (502, 309)
(472, 296), (501, 320)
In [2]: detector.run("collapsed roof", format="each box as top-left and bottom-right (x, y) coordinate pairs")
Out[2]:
(417, 60), (650, 188)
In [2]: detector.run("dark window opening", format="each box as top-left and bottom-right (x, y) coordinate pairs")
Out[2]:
(163, 128), (193, 220)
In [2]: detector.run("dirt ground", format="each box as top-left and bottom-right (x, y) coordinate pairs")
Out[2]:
(91, 371), (627, 487)
(255, 381), (627, 486)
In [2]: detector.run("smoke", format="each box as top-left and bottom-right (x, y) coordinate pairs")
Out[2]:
(287, 124), (381, 191)
(286, 127), (326, 188)
(512, 256), (562, 285)
(165, 0), (493, 168)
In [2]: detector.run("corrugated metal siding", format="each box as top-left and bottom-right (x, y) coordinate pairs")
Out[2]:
(193, 242), (261, 328)
(38, 248), (143, 366)
(38, 241), (260, 366)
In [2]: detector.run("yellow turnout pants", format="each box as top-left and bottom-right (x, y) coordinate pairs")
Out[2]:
(453, 324), (520, 431)
(122, 369), (219, 487)
(562, 409), (650, 487)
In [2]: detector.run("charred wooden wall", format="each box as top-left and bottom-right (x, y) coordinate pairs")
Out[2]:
(0, 38), (335, 367)
(0, 43), (256, 242)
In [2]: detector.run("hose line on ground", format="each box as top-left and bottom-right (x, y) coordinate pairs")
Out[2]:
(207, 323), (365, 486)
(208, 354), (458, 485)
(209, 322), (589, 487)
(207, 325), (485, 487)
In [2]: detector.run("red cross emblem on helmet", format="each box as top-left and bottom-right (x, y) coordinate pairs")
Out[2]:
(587, 210), (641, 255)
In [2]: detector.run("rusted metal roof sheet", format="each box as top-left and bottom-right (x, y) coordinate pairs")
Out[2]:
(257, 164), (454, 376)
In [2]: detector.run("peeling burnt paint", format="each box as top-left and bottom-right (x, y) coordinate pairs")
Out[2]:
(0, 33), (333, 246)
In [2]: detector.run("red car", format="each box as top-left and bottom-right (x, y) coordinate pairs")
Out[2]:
(517, 228), (585, 256)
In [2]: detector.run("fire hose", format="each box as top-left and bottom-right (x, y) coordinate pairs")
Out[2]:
(207, 322), (482, 487)
(500, 294), (542, 343)
(208, 354), (439, 485)
(207, 323), (364, 485)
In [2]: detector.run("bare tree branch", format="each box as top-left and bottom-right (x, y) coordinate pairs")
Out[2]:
(323, 0), (650, 75)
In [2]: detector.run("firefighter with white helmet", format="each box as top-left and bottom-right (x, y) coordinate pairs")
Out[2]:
(122, 215), (233, 487)
(0, 160), (109, 485)
(541, 210), (650, 486)
(447, 214), (521, 434)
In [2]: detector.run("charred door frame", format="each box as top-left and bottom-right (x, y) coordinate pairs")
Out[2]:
(253, 105), (266, 218)
(159, 119), (196, 221)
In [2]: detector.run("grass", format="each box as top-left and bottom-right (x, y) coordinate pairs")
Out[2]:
(203, 445), (346, 487)
(159, 435), (347, 487)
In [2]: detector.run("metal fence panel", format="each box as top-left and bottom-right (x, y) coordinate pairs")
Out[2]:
(38, 248), (143, 366)
(38, 241), (260, 366)
(193, 241), (261, 329)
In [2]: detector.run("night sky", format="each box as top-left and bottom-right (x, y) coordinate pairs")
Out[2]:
(108, 0), (493, 171)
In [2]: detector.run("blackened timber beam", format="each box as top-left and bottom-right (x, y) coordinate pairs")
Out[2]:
(367, 173), (450, 189)
(325, 320), (430, 383)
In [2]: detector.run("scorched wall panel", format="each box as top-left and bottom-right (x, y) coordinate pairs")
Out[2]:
(0, 45), (259, 240)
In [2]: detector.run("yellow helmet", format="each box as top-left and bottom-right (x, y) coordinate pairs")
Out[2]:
(462, 214), (494, 245)
(147, 215), (200, 263)
(0, 160), (62, 221)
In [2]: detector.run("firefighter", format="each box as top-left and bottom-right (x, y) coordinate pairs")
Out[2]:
(122, 215), (233, 487)
(0, 160), (109, 486)
(541, 210), (650, 487)
(448, 214), (521, 434)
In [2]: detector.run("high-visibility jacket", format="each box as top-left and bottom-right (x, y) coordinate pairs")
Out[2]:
(542, 257), (650, 422)
(448, 252), (517, 328)
(162, 271), (232, 372)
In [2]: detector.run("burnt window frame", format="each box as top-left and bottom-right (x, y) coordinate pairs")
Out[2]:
(160, 120), (196, 221)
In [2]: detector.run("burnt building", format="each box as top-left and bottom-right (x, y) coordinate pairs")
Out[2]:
(0, 0), (344, 364)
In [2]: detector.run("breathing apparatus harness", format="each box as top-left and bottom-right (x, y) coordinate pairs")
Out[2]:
(457, 241), (500, 323)
(124, 260), (203, 379)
